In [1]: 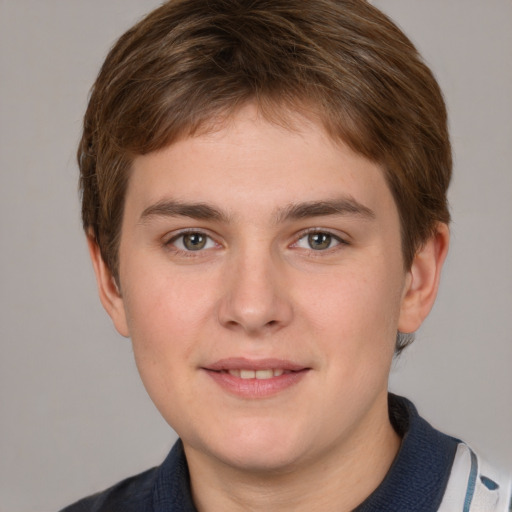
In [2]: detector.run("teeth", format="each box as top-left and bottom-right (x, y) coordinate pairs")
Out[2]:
(255, 369), (273, 380)
(227, 369), (286, 379)
(240, 369), (255, 379)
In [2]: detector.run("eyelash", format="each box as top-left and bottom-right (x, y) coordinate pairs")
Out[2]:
(163, 229), (220, 256)
(163, 228), (348, 257)
(292, 228), (348, 253)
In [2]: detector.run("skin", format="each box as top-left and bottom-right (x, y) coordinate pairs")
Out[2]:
(89, 104), (449, 511)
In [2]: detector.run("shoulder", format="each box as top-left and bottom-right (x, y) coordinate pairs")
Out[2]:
(371, 394), (511, 512)
(58, 439), (197, 512)
(59, 466), (158, 512)
(438, 443), (512, 512)
(391, 395), (512, 512)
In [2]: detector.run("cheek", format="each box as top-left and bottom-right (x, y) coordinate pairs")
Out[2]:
(123, 258), (211, 329)
(120, 273), (207, 422)
(120, 267), (212, 374)
(298, 265), (403, 357)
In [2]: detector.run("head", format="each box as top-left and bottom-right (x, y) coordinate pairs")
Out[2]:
(80, 0), (452, 481)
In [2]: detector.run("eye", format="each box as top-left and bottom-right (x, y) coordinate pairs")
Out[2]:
(169, 232), (217, 251)
(295, 231), (343, 251)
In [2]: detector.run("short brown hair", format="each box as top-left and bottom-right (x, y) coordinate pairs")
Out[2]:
(79, 0), (451, 350)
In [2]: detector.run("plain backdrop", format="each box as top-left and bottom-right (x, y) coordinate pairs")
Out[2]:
(0, 1), (511, 511)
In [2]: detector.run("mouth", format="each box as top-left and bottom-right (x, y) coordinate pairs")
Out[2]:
(202, 358), (310, 398)
(221, 368), (290, 379)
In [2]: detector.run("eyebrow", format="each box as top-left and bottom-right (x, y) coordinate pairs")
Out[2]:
(275, 198), (376, 223)
(139, 197), (375, 224)
(139, 200), (229, 223)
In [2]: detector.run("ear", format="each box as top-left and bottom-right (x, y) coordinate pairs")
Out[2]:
(87, 233), (130, 337)
(398, 223), (450, 334)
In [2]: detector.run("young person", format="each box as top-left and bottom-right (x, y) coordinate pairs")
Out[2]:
(61, 0), (511, 510)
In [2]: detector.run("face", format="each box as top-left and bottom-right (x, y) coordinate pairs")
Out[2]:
(94, 105), (441, 475)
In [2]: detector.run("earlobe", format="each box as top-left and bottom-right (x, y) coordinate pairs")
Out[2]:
(87, 233), (130, 338)
(398, 223), (450, 334)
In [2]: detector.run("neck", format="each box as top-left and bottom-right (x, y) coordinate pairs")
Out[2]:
(184, 394), (401, 512)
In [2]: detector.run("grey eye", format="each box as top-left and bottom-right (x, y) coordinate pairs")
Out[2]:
(307, 232), (333, 250)
(166, 231), (217, 253)
(182, 233), (208, 250)
(295, 231), (341, 251)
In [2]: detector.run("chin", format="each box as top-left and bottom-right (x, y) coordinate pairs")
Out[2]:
(218, 444), (307, 474)
(188, 418), (313, 474)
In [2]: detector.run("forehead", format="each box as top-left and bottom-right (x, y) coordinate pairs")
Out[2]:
(126, 105), (395, 222)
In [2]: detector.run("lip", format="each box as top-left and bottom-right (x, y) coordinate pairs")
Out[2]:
(206, 357), (307, 372)
(202, 357), (310, 399)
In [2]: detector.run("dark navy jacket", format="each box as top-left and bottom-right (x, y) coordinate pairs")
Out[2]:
(59, 395), (459, 511)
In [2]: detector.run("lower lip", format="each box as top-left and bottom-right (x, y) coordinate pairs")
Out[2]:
(204, 369), (309, 399)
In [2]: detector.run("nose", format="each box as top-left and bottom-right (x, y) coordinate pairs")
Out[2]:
(217, 247), (293, 336)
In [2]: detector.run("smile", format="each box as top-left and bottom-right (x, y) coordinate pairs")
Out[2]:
(203, 359), (310, 398)
(224, 369), (287, 379)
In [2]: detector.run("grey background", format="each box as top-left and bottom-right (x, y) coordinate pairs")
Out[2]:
(0, 1), (510, 511)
